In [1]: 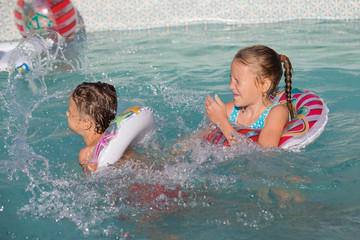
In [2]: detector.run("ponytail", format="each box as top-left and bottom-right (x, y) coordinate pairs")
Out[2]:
(279, 54), (294, 119)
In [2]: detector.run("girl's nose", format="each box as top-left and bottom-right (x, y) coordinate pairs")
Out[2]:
(229, 82), (235, 90)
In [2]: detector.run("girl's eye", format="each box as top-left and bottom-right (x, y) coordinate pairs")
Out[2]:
(236, 80), (247, 85)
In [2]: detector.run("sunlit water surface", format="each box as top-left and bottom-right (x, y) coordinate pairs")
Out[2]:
(0, 20), (360, 239)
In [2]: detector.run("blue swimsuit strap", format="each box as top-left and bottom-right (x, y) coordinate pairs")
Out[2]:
(228, 106), (241, 125)
(228, 102), (280, 129)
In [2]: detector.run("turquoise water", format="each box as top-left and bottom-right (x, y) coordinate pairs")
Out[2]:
(1, 20), (360, 239)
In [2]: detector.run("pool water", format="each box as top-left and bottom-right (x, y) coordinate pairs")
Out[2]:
(1, 20), (360, 239)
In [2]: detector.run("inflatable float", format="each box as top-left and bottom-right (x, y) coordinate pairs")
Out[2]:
(14, 0), (84, 39)
(86, 106), (155, 173)
(205, 87), (329, 150)
(0, 42), (21, 71)
(0, 31), (65, 72)
(85, 107), (189, 210)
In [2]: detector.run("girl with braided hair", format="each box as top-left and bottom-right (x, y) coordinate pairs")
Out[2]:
(205, 45), (294, 147)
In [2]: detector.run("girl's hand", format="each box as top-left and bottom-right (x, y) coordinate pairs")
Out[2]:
(205, 94), (237, 144)
(204, 94), (227, 125)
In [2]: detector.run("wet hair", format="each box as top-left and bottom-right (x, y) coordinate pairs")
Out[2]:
(233, 45), (294, 119)
(71, 82), (117, 134)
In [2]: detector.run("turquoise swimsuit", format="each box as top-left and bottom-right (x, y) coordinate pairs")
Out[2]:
(228, 103), (280, 129)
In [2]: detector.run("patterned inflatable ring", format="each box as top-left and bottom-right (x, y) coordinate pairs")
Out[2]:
(86, 106), (155, 173)
(271, 87), (329, 149)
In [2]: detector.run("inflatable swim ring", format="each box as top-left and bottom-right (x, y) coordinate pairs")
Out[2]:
(14, 0), (84, 39)
(205, 87), (329, 150)
(86, 106), (155, 173)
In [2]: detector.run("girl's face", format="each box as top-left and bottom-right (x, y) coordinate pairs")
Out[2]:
(66, 96), (84, 135)
(229, 61), (262, 107)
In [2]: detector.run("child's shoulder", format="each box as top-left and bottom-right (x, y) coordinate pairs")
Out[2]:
(267, 103), (289, 123)
(225, 101), (235, 115)
(271, 103), (288, 113)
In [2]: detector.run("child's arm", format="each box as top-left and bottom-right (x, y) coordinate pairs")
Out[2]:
(204, 94), (236, 143)
(258, 104), (288, 146)
(79, 146), (92, 173)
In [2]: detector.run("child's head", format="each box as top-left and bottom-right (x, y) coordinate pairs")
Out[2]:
(233, 45), (294, 117)
(70, 82), (117, 134)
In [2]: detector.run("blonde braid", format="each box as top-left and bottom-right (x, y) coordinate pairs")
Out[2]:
(279, 54), (294, 119)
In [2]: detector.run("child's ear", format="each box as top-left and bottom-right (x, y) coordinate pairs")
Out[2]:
(261, 78), (272, 93)
(83, 117), (93, 130)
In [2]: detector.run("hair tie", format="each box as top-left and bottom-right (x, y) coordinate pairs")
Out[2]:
(279, 54), (286, 62)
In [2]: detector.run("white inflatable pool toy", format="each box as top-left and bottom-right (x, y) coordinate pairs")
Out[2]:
(0, 31), (65, 72)
(0, 41), (24, 72)
(86, 106), (155, 173)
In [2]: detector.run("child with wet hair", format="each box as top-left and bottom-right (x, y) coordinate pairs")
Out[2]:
(66, 81), (118, 171)
(205, 45), (294, 147)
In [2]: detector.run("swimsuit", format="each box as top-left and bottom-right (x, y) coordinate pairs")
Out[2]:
(228, 102), (280, 129)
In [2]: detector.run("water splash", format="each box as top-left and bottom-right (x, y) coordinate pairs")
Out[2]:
(0, 27), (334, 239)
(2, 31), (84, 226)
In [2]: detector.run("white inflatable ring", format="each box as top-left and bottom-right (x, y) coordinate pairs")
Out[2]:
(87, 106), (155, 172)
